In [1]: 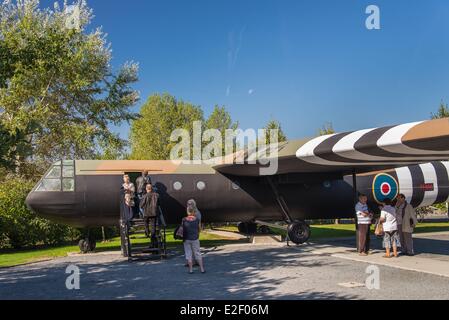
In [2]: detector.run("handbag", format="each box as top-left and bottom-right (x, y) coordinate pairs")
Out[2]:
(374, 220), (384, 236)
(174, 224), (184, 240)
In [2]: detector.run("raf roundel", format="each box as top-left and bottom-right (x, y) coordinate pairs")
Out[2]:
(372, 173), (398, 203)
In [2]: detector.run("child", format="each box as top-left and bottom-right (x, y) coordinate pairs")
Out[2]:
(380, 198), (400, 258)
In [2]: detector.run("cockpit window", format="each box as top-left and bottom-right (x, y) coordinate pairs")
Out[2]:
(35, 160), (75, 192)
(46, 166), (61, 178)
(62, 166), (74, 178)
(36, 179), (61, 192)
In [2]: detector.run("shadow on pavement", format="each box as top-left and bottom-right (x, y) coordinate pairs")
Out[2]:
(0, 245), (359, 300)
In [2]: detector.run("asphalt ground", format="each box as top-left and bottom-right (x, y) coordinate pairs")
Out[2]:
(1, 233), (449, 300)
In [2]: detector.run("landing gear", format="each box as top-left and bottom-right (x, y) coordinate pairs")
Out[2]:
(258, 225), (271, 234)
(78, 236), (96, 253)
(287, 220), (311, 244)
(237, 222), (258, 234)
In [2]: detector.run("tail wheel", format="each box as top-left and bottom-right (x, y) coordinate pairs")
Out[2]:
(287, 221), (311, 244)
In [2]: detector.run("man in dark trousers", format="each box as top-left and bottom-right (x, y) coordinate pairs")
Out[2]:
(355, 194), (373, 255)
(136, 171), (152, 218)
(139, 183), (160, 248)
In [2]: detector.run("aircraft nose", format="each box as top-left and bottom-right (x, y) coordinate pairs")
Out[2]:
(25, 191), (38, 213)
(24, 190), (79, 222)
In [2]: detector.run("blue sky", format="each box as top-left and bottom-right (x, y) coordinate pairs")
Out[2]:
(46, 0), (449, 140)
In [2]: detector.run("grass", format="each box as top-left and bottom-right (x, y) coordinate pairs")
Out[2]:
(213, 222), (449, 239)
(1, 222), (448, 268)
(0, 227), (243, 268)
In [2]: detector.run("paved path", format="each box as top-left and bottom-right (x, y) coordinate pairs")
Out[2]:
(1, 233), (449, 300)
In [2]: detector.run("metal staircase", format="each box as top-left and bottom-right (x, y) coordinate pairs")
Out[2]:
(120, 197), (167, 260)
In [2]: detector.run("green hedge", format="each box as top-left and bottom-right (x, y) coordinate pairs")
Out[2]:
(0, 175), (80, 249)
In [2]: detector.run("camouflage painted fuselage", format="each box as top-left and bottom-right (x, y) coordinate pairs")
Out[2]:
(25, 159), (449, 227)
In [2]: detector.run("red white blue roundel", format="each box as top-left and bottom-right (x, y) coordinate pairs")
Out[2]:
(372, 173), (398, 203)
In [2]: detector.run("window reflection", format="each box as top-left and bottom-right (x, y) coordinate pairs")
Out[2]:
(63, 166), (74, 178)
(36, 179), (61, 192)
(46, 166), (61, 178)
(35, 160), (75, 192)
(62, 178), (75, 191)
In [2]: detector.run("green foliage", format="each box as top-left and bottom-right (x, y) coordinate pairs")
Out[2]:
(318, 122), (335, 136)
(0, 175), (77, 248)
(130, 93), (204, 160)
(264, 118), (287, 145)
(205, 105), (238, 135)
(431, 102), (449, 119)
(130, 95), (241, 160)
(204, 105), (238, 156)
(0, 0), (139, 174)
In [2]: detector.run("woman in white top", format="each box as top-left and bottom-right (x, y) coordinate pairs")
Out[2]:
(122, 174), (135, 221)
(380, 198), (400, 258)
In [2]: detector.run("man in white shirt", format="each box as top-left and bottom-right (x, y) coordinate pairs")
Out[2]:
(380, 198), (400, 258)
(355, 194), (373, 256)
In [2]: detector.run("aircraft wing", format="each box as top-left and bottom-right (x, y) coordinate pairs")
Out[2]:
(213, 118), (449, 176)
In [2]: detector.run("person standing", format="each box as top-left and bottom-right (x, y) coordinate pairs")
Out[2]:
(355, 194), (373, 256)
(187, 199), (202, 226)
(395, 193), (418, 256)
(395, 195), (405, 253)
(122, 174), (135, 221)
(136, 171), (152, 218)
(139, 183), (160, 247)
(380, 198), (400, 258)
(182, 207), (205, 274)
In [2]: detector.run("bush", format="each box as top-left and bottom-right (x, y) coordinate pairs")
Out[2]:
(0, 175), (77, 249)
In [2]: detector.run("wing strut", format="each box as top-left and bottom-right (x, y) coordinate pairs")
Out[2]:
(266, 176), (293, 223)
(352, 169), (360, 251)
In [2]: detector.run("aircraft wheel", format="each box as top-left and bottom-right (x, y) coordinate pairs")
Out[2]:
(79, 239), (89, 253)
(287, 221), (310, 244)
(78, 237), (96, 253)
(258, 225), (271, 234)
(88, 237), (97, 251)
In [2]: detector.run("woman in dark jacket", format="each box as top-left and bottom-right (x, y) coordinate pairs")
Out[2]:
(183, 207), (205, 274)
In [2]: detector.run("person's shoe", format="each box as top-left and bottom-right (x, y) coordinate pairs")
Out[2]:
(382, 255), (391, 258)
(201, 270), (206, 274)
(189, 270), (194, 274)
(407, 253), (415, 256)
(359, 252), (368, 256)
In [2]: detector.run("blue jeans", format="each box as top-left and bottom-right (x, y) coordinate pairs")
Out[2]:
(137, 194), (144, 218)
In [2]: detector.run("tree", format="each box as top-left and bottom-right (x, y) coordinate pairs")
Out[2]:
(431, 102), (449, 119)
(205, 105), (238, 135)
(204, 105), (238, 156)
(0, 0), (139, 174)
(130, 94), (204, 160)
(263, 118), (287, 145)
(0, 175), (75, 248)
(318, 122), (335, 136)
